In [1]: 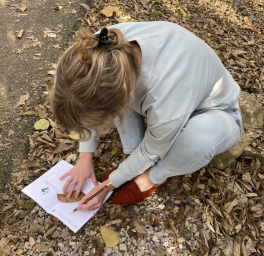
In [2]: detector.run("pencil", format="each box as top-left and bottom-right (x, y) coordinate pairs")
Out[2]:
(71, 181), (112, 214)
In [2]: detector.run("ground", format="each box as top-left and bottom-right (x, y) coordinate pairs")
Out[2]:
(1, 0), (264, 255)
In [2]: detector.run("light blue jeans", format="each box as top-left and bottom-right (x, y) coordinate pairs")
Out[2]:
(114, 106), (242, 184)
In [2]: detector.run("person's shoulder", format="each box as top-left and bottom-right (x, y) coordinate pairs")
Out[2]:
(109, 21), (174, 29)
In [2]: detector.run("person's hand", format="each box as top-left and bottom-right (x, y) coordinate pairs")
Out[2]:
(59, 153), (98, 198)
(78, 179), (115, 211)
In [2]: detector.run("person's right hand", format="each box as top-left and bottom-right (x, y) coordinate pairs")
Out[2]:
(59, 152), (98, 198)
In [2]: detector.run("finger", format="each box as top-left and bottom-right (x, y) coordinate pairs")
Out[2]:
(67, 184), (77, 198)
(79, 192), (92, 205)
(59, 171), (71, 180)
(90, 172), (99, 186)
(79, 202), (98, 211)
(62, 178), (73, 193)
(75, 181), (84, 198)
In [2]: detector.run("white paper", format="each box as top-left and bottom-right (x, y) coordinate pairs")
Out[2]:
(22, 160), (112, 233)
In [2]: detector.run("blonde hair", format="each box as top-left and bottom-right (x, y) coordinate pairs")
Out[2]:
(50, 27), (139, 141)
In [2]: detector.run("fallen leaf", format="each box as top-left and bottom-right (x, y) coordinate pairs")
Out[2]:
(69, 131), (79, 140)
(15, 93), (29, 108)
(8, 130), (14, 137)
(17, 29), (24, 38)
(133, 220), (146, 238)
(111, 147), (118, 155)
(57, 191), (85, 203)
(0, 238), (10, 255)
(19, 4), (27, 12)
(80, 3), (90, 10)
(242, 172), (252, 184)
(16, 211), (28, 219)
(139, 0), (149, 10)
(34, 119), (50, 130)
(100, 226), (119, 247)
(20, 160), (40, 169)
(223, 211), (235, 227)
(47, 70), (56, 75)
(35, 104), (48, 118)
(257, 243), (264, 251)
(53, 143), (75, 153)
(100, 5), (121, 17)
(35, 241), (55, 252)
(224, 199), (239, 214)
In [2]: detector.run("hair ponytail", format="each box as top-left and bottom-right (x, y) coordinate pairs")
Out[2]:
(50, 27), (139, 141)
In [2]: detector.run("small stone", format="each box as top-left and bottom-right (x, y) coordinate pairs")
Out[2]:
(105, 247), (112, 254)
(157, 204), (165, 209)
(24, 242), (30, 249)
(190, 224), (197, 233)
(58, 242), (64, 248)
(84, 251), (89, 255)
(29, 237), (35, 247)
(119, 244), (127, 251)
(152, 235), (159, 242)
(163, 242), (169, 247)
(0, 238), (7, 247)
(69, 242), (76, 247)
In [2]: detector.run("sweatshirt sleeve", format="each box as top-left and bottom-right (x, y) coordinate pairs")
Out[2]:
(79, 129), (98, 153)
(109, 115), (189, 188)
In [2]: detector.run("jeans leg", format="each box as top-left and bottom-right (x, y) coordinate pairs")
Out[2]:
(149, 109), (241, 184)
(114, 107), (145, 154)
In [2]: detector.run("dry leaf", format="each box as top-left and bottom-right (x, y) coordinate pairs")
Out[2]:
(80, 3), (90, 10)
(57, 191), (85, 203)
(17, 29), (24, 39)
(257, 243), (264, 251)
(20, 160), (40, 169)
(35, 104), (48, 118)
(100, 6), (121, 17)
(242, 172), (252, 184)
(34, 119), (50, 130)
(223, 211), (235, 227)
(100, 226), (119, 247)
(139, 0), (149, 10)
(53, 143), (75, 153)
(19, 4), (27, 12)
(133, 220), (146, 238)
(224, 198), (239, 214)
(68, 131), (79, 140)
(35, 241), (55, 252)
(15, 93), (29, 107)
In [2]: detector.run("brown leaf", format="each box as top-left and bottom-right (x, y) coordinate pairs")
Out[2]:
(53, 143), (75, 153)
(257, 243), (264, 251)
(139, 0), (149, 10)
(57, 191), (85, 203)
(223, 211), (235, 227)
(19, 4), (27, 12)
(35, 241), (55, 252)
(242, 172), (252, 184)
(15, 93), (29, 108)
(100, 6), (121, 17)
(20, 160), (40, 169)
(133, 220), (146, 238)
(224, 198), (239, 214)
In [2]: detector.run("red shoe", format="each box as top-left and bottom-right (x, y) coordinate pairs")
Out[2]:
(112, 179), (167, 205)
(102, 166), (119, 182)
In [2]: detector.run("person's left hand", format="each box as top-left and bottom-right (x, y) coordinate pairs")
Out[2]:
(78, 179), (115, 211)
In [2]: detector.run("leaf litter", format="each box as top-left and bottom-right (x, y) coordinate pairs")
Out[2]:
(2, 0), (264, 255)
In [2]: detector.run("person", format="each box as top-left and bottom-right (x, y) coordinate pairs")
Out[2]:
(50, 21), (242, 211)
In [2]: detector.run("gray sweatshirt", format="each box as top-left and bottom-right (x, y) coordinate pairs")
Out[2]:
(79, 21), (240, 188)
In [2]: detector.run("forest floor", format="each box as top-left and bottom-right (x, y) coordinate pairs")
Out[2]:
(1, 0), (264, 255)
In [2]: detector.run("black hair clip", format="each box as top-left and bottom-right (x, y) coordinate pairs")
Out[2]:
(95, 27), (112, 47)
